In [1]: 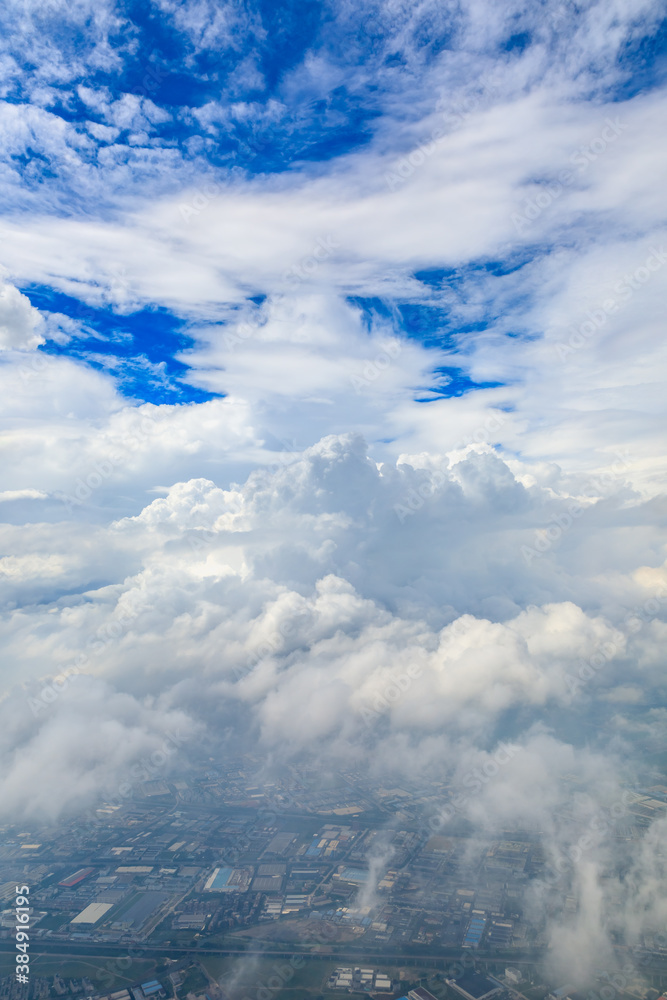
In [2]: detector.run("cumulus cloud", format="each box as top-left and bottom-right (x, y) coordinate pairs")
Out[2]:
(0, 434), (663, 803)
(0, 279), (44, 350)
(0, 675), (198, 823)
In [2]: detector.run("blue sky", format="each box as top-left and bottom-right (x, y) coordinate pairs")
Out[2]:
(2, 0), (666, 405)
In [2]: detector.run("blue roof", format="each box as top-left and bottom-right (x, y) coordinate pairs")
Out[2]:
(209, 866), (234, 888)
(338, 867), (368, 882)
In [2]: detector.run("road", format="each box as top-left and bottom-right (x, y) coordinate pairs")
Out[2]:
(2, 940), (667, 973)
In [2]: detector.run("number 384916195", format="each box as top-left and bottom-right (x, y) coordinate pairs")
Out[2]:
(15, 885), (29, 980)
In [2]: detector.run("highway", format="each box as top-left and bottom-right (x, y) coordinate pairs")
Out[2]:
(2, 939), (667, 972)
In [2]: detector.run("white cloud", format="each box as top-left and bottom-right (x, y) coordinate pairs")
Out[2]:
(0, 675), (198, 822)
(0, 279), (44, 350)
(0, 434), (662, 774)
(0, 488), (48, 502)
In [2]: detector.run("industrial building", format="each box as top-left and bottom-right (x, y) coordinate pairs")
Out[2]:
(446, 972), (504, 1000)
(282, 894), (310, 913)
(59, 868), (96, 888)
(408, 989), (440, 1000)
(356, 969), (374, 990)
(140, 980), (165, 997)
(250, 875), (284, 893)
(328, 967), (354, 990)
(110, 891), (168, 930)
(462, 910), (487, 948)
(328, 968), (394, 992)
(333, 867), (369, 885)
(70, 902), (113, 925)
(487, 918), (514, 946)
(108, 989), (130, 1000)
(204, 867), (251, 892)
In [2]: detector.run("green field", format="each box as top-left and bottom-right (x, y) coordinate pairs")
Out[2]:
(2, 954), (161, 991)
(177, 965), (210, 997)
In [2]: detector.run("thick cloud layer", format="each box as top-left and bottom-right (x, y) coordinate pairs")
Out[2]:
(3, 433), (666, 976)
(3, 434), (665, 787)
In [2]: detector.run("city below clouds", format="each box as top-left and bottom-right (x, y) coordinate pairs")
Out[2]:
(1, 0), (667, 988)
